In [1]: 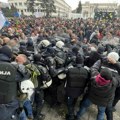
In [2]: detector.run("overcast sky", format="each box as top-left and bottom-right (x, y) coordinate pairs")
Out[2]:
(65, 0), (120, 10)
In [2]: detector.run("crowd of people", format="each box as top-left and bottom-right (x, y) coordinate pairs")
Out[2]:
(0, 17), (120, 120)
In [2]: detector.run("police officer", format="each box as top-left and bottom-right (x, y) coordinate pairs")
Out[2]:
(33, 54), (52, 120)
(65, 54), (89, 120)
(54, 40), (66, 68)
(38, 39), (51, 53)
(0, 45), (30, 120)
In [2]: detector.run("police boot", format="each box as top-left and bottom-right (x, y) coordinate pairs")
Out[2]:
(34, 103), (44, 120)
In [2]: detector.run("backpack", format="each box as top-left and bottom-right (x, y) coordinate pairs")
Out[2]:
(25, 64), (40, 88)
(0, 62), (17, 104)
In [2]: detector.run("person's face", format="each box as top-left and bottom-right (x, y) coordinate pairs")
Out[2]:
(80, 30), (83, 34)
(8, 29), (12, 34)
(83, 38), (87, 43)
(15, 55), (25, 64)
(3, 37), (10, 44)
(106, 32), (112, 38)
(31, 33), (35, 36)
(11, 40), (17, 47)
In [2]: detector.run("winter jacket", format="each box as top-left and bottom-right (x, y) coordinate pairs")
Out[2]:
(84, 51), (103, 67)
(101, 58), (120, 99)
(88, 60), (120, 106)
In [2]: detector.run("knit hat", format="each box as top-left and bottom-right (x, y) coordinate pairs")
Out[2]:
(100, 68), (112, 80)
(0, 45), (12, 58)
(107, 52), (119, 62)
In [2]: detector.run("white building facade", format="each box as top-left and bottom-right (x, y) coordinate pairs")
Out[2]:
(8, 0), (71, 17)
(81, 2), (118, 18)
(53, 0), (71, 17)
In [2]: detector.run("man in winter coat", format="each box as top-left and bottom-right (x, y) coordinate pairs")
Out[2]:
(76, 59), (120, 120)
(101, 52), (120, 114)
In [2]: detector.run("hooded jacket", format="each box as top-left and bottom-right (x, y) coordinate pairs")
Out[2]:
(101, 58), (120, 98)
(88, 60), (120, 106)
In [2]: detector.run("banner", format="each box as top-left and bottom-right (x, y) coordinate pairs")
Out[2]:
(0, 0), (8, 3)
(0, 11), (6, 29)
(34, 12), (44, 18)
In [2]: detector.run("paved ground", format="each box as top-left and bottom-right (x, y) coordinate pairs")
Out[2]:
(116, 102), (120, 113)
(42, 101), (120, 120)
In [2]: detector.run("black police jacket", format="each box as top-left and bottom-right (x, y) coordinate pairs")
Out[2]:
(66, 66), (89, 98)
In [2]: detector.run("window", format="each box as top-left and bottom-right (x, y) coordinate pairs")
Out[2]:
(34, 9), (37, 12)
(19, 2), (22, 6)
(38, 9), (41, 12)
(15, 3), (17, 6)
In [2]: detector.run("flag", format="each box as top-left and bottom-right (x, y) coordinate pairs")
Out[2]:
(13, 11), (21, 17)
(4, 20), (11, 27)
(0, 0), (8, 3)
(0, 11), (6, 29)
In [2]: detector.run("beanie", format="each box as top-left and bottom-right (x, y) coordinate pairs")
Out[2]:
(107, 52), (119, 62)
(0, 45), (12, 58)
(100, 68), (112, 80)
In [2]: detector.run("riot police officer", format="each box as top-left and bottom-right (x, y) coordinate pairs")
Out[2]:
(0, 45), (30, 120)
(33, 54), (52, 120)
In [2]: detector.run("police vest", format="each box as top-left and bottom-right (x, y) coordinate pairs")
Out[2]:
(0, 62), (17, 104)
(67, 67), (88, 88)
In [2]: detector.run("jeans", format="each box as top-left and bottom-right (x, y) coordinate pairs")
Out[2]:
(19, 110), (27, 120)
(67, 97), (77, 120)
(77, 98), (106, 120)
(23, 99), (33, 119)
(105, 103), (113, 120)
